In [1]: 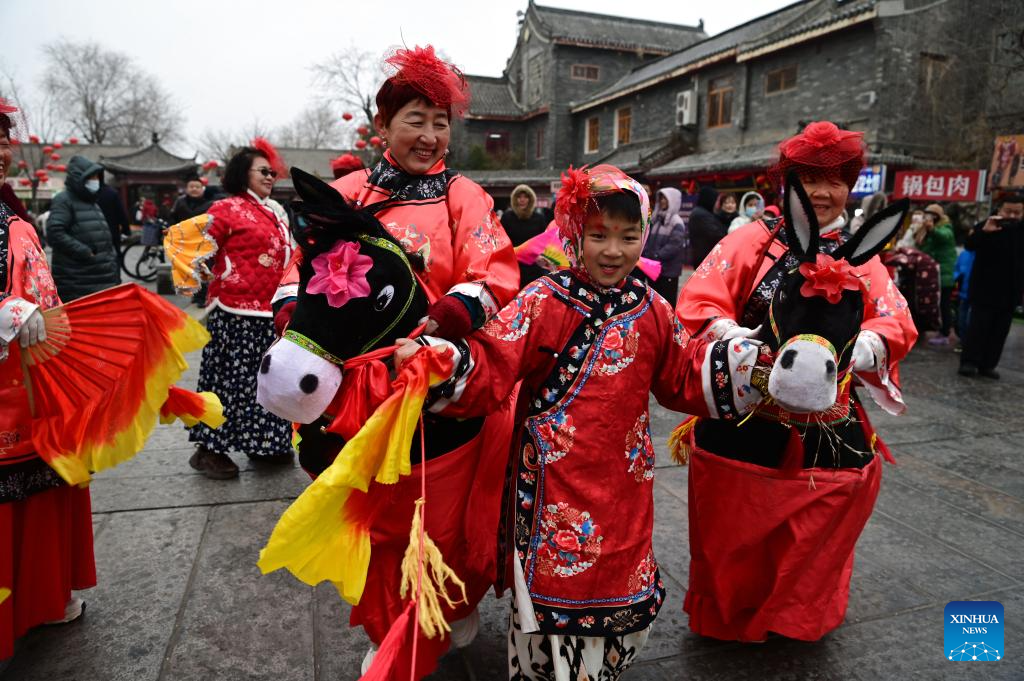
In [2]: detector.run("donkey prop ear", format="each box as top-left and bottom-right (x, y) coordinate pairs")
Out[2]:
(832, 198), (910, 266)
(781, 171), (820, 262)
(291, 166), (344, 208)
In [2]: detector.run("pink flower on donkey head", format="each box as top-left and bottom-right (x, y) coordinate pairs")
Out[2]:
(306, 241), (374, 308)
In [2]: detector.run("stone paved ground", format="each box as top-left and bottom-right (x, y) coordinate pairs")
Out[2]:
(3, 282), (1022, 681)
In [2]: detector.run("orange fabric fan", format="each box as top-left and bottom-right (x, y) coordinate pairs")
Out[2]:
(19, 284), (224, 485)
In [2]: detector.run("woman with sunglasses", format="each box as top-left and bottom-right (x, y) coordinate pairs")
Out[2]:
(172, 139), (295, 479)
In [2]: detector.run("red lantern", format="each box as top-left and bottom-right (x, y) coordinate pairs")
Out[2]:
(369, 136), (382, 147)
(42, 145), (53, 154)
(17, 159), (26, 169)
(50, 153), (61, 160)
(45, 163), (55, 171)
(356, 125), (369, 136)
(18, 178), (31, 186)
(342, 112), (353, 121)
(355, 139), (367, 150)
(10, 138), (19, 146)
(56, 164), (67, 172)
(68, 137), (79, 144)
(54, 141), (63, 149)
(200, 177), (209, 186)
(34, 169), (46, 178)
(28, 134), (39, 143)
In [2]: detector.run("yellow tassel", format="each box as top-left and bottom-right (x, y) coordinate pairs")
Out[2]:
(0, 587), (10, 604)
(869, 432), (878, 455)
(399, 498), (468, 639)
(668, 416), (699, 466)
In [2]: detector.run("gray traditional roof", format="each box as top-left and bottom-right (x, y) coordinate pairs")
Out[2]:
(100, 142), (198, 174)
(530, 2), (705, 54)
(573, 0), (877, 112)
(461, 168), (561, 191)
(593, 136), (675, 174)
(649, 142), (915, 178)
(466, 76), (523, 118)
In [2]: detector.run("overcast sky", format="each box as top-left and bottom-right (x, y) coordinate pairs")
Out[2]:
(4, 0), (791, 154)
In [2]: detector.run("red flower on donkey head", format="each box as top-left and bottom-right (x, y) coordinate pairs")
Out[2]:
(306, 241), (374, 308)
(798, 254), (862, 304)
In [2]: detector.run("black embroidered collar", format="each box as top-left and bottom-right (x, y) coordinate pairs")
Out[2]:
(0, 203), (13, 295)
(365, 154), (459, 204)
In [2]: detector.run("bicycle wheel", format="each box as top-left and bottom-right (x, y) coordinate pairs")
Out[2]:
(120, 241), (145, 279)
(133, 245), (160, 282)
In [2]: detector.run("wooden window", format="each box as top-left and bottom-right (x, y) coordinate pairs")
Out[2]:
(615, 107), (632, 147)
(707, 77), (733, 128)
(571, 64), (600, 81)
(534, 127), (545, 160)
(485, 131), (510, 156)
(765, 65), (798, 94)
(528, 55), (544, 105)
(585, 117), (600, 154)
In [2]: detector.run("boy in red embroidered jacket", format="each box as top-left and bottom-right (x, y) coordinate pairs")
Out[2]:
(397, 165), (768, 679)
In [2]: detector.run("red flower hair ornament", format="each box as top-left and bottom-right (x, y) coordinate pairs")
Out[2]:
(383, 45), (469, 118)
(554, 165), (592, 241)
(251, 137), (287, 178)
(798, 254), (863, 304)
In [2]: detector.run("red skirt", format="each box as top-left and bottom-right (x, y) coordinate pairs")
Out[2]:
(683, 446), (881, 642)
(1, 484), (97, 659)
(348, 400), (515, 679)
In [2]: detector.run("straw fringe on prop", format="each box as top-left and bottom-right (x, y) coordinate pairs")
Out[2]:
(19, 284), (222, 485)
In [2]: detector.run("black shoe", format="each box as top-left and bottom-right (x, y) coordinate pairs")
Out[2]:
(958, 364), (978, 377)
(189, 446), (239, 479)
(247, 451), (294, 465)
(979, 368), (1000, 380)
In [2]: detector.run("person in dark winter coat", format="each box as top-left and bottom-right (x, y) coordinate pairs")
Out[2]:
(170, 175), (214, 224)
(958, 194), (1024, 379)
(500, 184), (548, 284)
(46, 155), (120, 301)
(688, 186), (727, 267)
(95, 182), (131, 243)
(642, 187), (688, 303)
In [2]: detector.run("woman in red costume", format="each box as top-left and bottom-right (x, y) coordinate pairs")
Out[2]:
(272, 46), (519, 675)
(675, 121), (918, 641)
(1, 100), (96, 662)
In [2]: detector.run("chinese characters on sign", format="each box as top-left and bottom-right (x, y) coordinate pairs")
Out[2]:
(851, 165), (886, 198)
(892, 170), (986, 202)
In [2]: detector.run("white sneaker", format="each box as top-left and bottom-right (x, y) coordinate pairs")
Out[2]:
(44, 596), (85, 625)
(449, 607), (480, 649)
(360, 645), (377, 675)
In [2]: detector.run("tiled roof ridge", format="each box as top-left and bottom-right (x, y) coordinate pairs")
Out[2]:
(531, 2), (704, 33)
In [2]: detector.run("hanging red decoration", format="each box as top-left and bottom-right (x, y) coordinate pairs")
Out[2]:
(54, 142), (63, 149)
(18, 178), (31, 186)
(34, 169), (47, 177)
(28, 134), (40, 143)
(356, 125), (369, 136)
(342, 112), (353, 121)
(42, 145), (53, 154)
(355, 139), (367, 149)
(200, 177), (209, 186)
(50, 153), (61, 160)
(17, 159), (27, 169)
(68, 137), (79, 144)
(45, 163), (55, 171)
(56, 164), (67, 172)
(369, 136), (382, 147)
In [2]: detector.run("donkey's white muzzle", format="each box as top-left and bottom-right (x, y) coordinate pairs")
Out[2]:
(256, 338), (342, 423)
(767, 338), (838, 414)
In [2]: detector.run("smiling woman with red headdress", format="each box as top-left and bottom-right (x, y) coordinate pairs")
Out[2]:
(673, 121), (918, 643)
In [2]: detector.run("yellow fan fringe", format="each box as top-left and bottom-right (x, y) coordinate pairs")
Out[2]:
(0, 587), (10, 604)
(40, 316), (211, 486)
(399, 499), (467, 639)
(668, 416), (699, 466)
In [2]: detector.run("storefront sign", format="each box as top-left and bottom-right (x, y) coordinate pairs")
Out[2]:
(892, 170), (986, 202)
(851, 165), (886, 198)
(988, 134), (1024, 190)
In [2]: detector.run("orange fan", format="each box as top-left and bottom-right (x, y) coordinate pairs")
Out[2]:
(18, 283), (224, 485)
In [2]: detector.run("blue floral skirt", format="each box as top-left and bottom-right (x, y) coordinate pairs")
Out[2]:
(189, 308), (292, 457)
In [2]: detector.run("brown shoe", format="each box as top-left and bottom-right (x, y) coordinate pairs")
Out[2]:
(189, 446), (239, 479)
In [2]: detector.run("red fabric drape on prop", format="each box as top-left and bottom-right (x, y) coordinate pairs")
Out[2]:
(347, 396), (515, 680)
(0, 485), (96, 659)
(683, 445), (881, 642)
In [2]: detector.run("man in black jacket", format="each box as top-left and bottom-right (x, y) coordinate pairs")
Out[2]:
(958, 193), (1024, 379)
(96, 181), (131, 243)
(688, 186), (727, 267)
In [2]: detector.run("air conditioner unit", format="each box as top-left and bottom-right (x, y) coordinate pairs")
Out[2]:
(675, 90), (697, 127)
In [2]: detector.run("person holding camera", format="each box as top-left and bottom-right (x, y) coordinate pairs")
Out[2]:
(958, 193), (1024, 378)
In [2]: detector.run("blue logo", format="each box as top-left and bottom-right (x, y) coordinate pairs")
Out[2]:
(945, 601), (1003, 661)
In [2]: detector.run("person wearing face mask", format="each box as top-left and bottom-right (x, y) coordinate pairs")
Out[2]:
(45, 156), (119, 301)
(727, 190), (765, 232)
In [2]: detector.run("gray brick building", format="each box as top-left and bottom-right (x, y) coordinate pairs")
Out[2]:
(454, 0), (1024, 204)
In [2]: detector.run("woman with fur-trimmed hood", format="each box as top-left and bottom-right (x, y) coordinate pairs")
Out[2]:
(501, 184), (549, 284)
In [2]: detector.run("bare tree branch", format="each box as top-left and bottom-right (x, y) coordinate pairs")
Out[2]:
(311, 45), (381, 128)
(276, 102), (344, 148)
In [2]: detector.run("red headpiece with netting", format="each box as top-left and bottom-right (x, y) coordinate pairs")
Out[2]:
(771, 121), (866, 190)
(251, 137), (287, 178)
(329, 153), (365, 179)
(382, 45), (469, 117)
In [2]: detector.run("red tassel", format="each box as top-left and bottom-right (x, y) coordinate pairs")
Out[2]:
(360, 601), (415, 681)
(781, 426), (804, 474)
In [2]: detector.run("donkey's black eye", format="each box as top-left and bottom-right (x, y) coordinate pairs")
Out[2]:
(375, 285), (395, 311)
